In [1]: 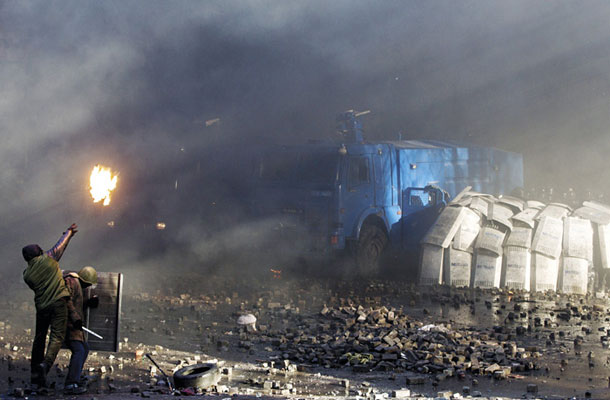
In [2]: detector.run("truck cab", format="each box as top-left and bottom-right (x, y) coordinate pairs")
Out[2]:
(250, 112), (523, 275)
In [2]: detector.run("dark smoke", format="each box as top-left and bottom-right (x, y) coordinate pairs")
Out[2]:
(2, 1), (610, 290)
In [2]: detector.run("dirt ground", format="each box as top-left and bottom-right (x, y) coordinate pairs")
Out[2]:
(2, 267), (610, 399)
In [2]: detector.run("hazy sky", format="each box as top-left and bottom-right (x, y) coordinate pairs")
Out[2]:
(3, 1), (610, 279)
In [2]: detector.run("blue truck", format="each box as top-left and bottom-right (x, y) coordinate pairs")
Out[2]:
(250, 111), (523, 273)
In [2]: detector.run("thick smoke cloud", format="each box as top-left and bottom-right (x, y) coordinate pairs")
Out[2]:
(3, 1), (610, 287)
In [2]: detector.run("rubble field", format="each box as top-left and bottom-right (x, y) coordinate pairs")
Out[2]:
(2, 270), (610, 399)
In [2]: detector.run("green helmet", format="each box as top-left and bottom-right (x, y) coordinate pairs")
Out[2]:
(78, 266), (98, 286)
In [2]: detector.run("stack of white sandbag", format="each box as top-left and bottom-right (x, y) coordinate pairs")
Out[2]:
(419, 192), (610, 295)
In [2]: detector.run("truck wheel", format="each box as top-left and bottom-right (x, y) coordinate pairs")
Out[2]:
(356, 224), (388, 275)
(173, 363), (220, 389)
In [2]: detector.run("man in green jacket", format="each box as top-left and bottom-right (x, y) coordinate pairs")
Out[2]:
(22, 223), (78, 387)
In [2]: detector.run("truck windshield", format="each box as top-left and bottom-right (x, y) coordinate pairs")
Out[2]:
(258, 152), (338, 185)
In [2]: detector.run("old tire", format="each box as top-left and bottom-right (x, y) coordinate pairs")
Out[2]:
(173, 363), (220, 389)
(355, 224), (388, 276)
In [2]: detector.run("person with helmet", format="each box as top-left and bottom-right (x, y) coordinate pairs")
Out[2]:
(62, 265), (98, 395)
(22, 223), (78, 388)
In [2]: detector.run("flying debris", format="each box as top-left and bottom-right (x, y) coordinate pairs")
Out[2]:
(90, 165), (118, 206)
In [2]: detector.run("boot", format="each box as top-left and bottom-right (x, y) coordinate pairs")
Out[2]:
(64, 383), (87, 395)
(37, 362), (50, 387)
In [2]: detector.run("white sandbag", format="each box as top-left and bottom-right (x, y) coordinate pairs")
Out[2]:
(502, 246), (531, 291)
(497, 195), (525, 212)
(511, 208), (539, 229)
(531, 216), (563, 259)
(475, 227), (506, 256)
(488, 202), (514, 230)
(598, 223), (610, 270)
(419, 243), (444, 285)
(421, 206), (466, 248)
(452, 208), (481, 252)
(445, 247), (472, 288)
(573, 206), (610, 225)
(536, 203), (570, 221)
(526, 200), (545, 210)
(473, 249), (502, 289)
(532, 252), (560, 292)
(562, 217), (593, 261)
(468, 196), (491, 218)
(504, 226), (533, 249)
(559, 257), (588, 295)
(583, 201), (610, 215)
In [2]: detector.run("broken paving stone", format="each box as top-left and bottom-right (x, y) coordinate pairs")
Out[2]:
(406, 375), (426, 385)
(391, 388), (411, 398)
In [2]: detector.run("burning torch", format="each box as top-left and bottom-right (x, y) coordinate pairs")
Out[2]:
(89, 164), (118, 206)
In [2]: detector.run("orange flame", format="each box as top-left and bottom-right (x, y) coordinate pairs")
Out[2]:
(89, 165), (118, 206)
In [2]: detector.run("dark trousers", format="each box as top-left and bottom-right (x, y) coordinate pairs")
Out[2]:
(66, 340), (89, 385)
(31, 298), (68, 376)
